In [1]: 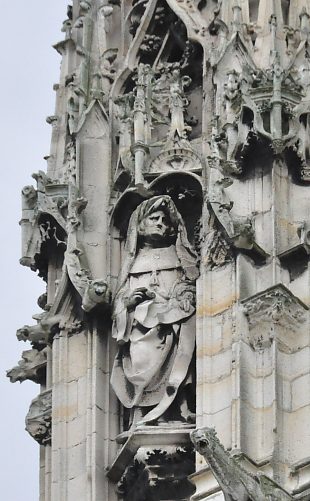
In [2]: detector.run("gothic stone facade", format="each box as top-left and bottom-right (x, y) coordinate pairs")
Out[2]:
(8, 0), (310, 500)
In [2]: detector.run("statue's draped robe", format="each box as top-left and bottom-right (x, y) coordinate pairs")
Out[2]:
(111, 245), (196, 423)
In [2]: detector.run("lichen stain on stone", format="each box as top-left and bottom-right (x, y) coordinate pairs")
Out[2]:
(53, 405), (78, 420)
(277, 217), (297, 236)
(197, 295), (237, 317)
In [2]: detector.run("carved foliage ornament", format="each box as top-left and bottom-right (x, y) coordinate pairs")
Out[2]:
(242, 284), (308, 330)
(118, 446), (194, 500)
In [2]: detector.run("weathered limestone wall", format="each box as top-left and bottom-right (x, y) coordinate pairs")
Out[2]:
(51, 325), (118, 500)
(8, 1), (310, 500)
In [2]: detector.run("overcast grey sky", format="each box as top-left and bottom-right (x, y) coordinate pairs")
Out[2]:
(1, 2), (67, 499)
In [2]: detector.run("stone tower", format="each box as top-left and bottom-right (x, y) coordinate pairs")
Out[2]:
(8, 0), (310, 499)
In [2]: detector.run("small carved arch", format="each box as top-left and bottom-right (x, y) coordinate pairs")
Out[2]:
(150, 171), (203, 245)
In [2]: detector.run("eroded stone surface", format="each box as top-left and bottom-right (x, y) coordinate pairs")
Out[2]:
(10, 1), (310, 500)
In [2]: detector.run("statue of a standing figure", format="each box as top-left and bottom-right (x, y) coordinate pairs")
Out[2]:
(111, 195), (199, 427)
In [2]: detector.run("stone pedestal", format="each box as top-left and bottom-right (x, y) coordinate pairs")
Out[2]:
(109, 427), (195, 501)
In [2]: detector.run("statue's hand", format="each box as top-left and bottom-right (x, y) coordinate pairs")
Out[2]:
(126, 287), (156, 311)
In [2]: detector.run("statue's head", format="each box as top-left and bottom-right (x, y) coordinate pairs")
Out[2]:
(115, 195), (199, 294)
(137, 196), (178, 246)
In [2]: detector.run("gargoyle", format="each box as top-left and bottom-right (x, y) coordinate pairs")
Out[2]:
(7, 348), (47, 384)
(17, 314), (61, 346)
(191, 428), (293, 501)
(82, 279), (110, 312)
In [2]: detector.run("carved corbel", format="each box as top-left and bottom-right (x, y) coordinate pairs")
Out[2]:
(117, 446), (194, 500)
(74, 0), (92, 28)
(242, 284), (308, 350)
(22, 185), (37, 209)
(25, 389), (52, 446)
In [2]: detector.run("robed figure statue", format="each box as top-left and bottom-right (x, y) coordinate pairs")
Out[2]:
(111, 195), (199, 426)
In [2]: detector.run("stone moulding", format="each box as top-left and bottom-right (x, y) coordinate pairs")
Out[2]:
(241, 284), (309, 329)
